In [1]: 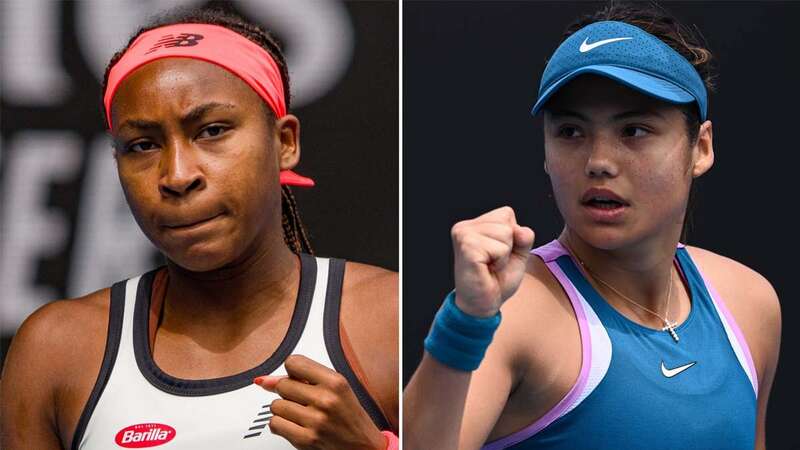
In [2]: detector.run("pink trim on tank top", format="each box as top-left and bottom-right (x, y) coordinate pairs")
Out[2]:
(694, 266), (759, 396)
(482, 241), (591, 450)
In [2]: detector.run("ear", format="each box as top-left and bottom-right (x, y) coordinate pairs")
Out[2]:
(691, 120), (714, 178)
(275, 114), (301, 170)
(543, 159), (549, 175)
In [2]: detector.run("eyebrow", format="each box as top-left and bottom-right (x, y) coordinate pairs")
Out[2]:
(546, 109), (589, 121)
(116, 102), (237, 133)
(611, 109), (666, 121)
(545, 108), (665, 122)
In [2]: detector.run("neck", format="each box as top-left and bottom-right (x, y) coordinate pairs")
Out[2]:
(161, 236), (300, 341)
(559, 227), (680, 317)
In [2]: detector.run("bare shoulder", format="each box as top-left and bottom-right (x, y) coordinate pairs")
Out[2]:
(501, 252), (576, 342)
(684, 245), (779, 317)
(339, 261), (399, 428)
(3, 288), (110, 378)
(340, 261), (398, 330)
(342, 261), (398, 302)
(340, 260), (397, 347)
(1, 288), (111, 448)
(486, 252), (580, 381)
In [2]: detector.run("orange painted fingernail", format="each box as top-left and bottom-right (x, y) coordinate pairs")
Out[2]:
(254, 375), (284, 392)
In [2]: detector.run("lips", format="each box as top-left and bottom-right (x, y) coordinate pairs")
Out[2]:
(580, 187), (629, 223)
(160, 212), (223, 230)
(581, 187), (629, 208)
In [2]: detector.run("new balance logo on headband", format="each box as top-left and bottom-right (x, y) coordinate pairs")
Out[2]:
(145, 33), (204, 54)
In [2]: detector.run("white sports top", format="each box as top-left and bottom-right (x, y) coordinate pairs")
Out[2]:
(73, 254), (388, 449)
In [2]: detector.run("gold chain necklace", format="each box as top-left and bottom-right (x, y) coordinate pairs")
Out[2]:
(563, 236), (679, 342)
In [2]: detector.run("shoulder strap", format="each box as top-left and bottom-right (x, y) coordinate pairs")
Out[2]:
(71, 280), (127, 450)
(322, 258), (391, 430)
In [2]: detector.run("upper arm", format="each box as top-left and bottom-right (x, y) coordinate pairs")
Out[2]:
(751, 277), (781, 449)
(340, 262), (399, 430)
(1, 302), (70, 449)
(456, 314), (519, 450)
(457, 274), (561, 450)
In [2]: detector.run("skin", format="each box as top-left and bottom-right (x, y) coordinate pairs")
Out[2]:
(0, 58), (398, 449)
(404, 75), (780, 449)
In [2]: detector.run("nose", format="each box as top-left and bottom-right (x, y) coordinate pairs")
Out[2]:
(584, 135), (619, 178)
(158, 140), (206, 198)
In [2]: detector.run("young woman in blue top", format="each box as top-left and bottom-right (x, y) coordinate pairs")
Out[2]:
(405, 4), (781, 449)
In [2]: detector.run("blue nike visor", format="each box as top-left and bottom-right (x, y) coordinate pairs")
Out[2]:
(531, 21), (707, 121)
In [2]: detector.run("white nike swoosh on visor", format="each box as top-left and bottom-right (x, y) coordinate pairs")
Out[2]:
(661, 361), (696, 378)
(579, 37), (633, 53)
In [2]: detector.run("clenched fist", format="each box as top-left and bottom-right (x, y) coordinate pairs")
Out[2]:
(451, 206), (535, 317)
(255, 355), (386, 450)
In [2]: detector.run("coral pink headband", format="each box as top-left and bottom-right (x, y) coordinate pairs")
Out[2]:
(104, 23), (314, 187)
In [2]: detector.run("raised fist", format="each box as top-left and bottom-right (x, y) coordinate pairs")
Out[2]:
(450, 206), (535, 317)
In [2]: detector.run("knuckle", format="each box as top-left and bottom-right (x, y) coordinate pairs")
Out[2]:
(274, 377), (290, 395)
(329, 373), (349, 393)
(309, 409), (328, 428)
(451, 221), (466, 239)
(270, 398), (287, 414)
(268, 415), (285, 434)
(285, 354), (303, 371)
(456, 234), (477, 254)
(499, 206), (515, 220)
(307, 430), (321, 447)
(316, 391), (338, 410)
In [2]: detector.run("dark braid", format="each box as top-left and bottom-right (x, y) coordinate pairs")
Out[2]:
(281, 185), (313, 254)
(101, 5), (313, 254)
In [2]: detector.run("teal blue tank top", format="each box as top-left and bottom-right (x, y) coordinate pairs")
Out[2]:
(482, 240), (758, 450)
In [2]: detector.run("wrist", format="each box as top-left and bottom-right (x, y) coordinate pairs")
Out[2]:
(424, 291), (502, 371)
(454, 293), (499, 318)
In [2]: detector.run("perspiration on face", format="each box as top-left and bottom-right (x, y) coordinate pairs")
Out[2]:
(542, 75), (708, 249)
(110, 58), (286, 272)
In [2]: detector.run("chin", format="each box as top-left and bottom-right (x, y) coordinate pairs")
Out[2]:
(573, 224), (634, 251)
(162, 241), (237, 273)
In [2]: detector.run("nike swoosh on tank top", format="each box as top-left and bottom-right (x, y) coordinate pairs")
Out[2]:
(482, 240), (757, 450)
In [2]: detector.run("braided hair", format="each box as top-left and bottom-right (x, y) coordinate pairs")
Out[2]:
(101, 6), (313, 254)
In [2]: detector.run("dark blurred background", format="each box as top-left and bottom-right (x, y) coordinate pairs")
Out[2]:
(404, 1), (797, 448)
(0, 0), (397, 374)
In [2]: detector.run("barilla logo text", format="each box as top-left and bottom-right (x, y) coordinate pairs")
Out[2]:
(115, 423), (176, 448)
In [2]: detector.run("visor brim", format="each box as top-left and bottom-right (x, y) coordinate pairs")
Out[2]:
(531, 65), (696, 116)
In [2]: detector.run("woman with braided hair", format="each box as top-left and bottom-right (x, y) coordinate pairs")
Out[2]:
(405, 3), (780, 449)
(1, 6), (397, 450)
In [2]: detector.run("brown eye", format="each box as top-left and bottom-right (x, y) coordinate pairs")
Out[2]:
(127, 141), (157, 153)
(557, 126), (583, 138)
(622, 126), (648, 138)
(197, 125), (227, 139)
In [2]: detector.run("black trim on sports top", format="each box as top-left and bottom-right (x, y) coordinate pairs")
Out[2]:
(322, 258), (391, 430)
(133, 253), (316, 396)
(71, 280), (127, 450)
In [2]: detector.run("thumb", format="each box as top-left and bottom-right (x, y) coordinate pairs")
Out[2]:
(511, 226), (535, 258)
(254, 375), (286, 392)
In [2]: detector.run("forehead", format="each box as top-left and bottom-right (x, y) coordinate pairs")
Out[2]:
(544, 74), (675, 117)
(110, 58), (264, 126)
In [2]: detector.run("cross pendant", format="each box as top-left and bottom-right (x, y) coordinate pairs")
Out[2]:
(662, 320), (679, 343)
